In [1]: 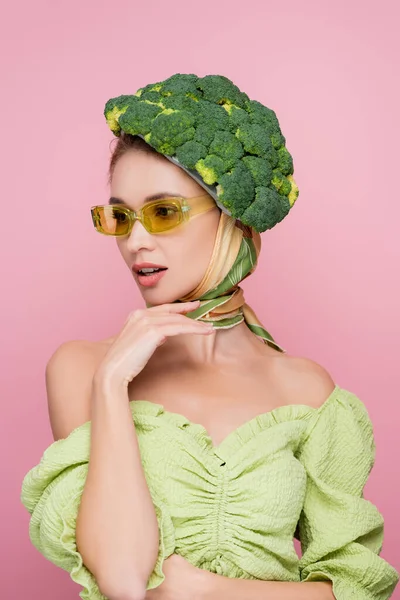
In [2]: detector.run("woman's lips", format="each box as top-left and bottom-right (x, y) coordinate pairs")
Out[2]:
(136, 269), (168, 287)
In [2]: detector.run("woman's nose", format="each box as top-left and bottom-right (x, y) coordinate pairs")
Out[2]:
(125, 218), (155, 253)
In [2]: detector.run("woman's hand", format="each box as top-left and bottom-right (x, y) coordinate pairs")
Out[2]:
(145, 554), (212, 600)
(93, 300), (214, 390)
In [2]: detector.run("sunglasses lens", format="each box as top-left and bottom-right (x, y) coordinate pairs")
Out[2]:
(92, 206), (131, 236)
(91, 200), (185, 236)
(143, 201), (183, 233)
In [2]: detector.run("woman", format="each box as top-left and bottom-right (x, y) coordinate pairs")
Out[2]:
(21, 74), (399, 600)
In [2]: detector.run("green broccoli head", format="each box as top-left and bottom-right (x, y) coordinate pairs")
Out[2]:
(146, 109), (196, 155)
(209, 131), (244, 170)
(118, 101), (163, 137)
(104, 95), (137, 135)
(175, 140), (208, 170)
(195, 155), (226, 185)
(104, 73), (299, 232)
(240, 187), (291, 232)
(242, 156), (273, 187)
(217, 162), (255, 217)
(196, 75), (249, 109)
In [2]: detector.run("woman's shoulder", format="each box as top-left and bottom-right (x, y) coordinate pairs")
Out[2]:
(45, 337), (115, 440)
(274, 354), (337, 410)
(52, 339), (336, 413)
(49, 335), (116, 365)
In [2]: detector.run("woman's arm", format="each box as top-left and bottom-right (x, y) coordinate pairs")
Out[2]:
(202, 574), (334, 599)
(46, 341), (158, 600)
(143, 555), (334, 600)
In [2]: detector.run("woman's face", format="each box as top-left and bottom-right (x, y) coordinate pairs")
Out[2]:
(110, 148), (221, 305)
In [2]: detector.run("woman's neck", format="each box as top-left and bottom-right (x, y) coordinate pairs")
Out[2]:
(159, 321), (278, 368)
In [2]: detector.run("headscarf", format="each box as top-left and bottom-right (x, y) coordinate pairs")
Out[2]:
(167, 211), (286, 353)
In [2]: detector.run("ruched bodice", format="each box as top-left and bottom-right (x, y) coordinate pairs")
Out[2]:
(133, 397), (311, 582)
(21, 385), (399, 600)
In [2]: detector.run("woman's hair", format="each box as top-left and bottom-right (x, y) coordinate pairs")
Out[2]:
(108, 134), (160, 184)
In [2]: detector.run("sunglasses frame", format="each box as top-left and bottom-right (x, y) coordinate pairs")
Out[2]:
(91, 194), (216, 236)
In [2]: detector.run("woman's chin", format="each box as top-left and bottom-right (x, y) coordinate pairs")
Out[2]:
(138, 285), (194, 307)
(138, 287), (179, 307)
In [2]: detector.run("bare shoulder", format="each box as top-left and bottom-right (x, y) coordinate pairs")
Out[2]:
(45, 338), (110, 440)
(277, 355), (337, 409)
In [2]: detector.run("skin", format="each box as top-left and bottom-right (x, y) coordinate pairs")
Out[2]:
(110, 147), (286, 367)
(45, 145), (335, 599)
(111, 147), (271, 365)
(104, 148), (337, 434)
(105, 147), (320, 449)
(97, 147), (335, 599)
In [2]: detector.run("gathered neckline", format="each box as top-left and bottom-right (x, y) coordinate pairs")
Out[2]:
(129, 384), (344, 460)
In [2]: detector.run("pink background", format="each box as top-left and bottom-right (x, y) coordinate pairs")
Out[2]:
(1, 0), (399, 597)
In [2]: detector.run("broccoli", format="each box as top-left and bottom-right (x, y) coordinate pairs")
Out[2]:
(195, 155), (226, 185)
(226, 105), (251, 130)
(236, 124), (278, 165)
(217, 162), (255, 218)
(176, 141), (207, 170)
(118, 101), (163, 137)
(104, 74), (299, 232)
(271, 169), (292, 196)
(194, 123), (218, 147)
(242, 156), (273, 187)
(147, 109), (196, 155)
(240, 187), (291, 232)
(209, 131), (244, 170)
(196, 74), (249, 109)
(104, 95), (136, 135)
(196, 101), (230, 132)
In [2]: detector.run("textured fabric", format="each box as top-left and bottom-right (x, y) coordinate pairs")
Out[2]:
(147, 211), (286, 353)
(21, 385), (399, 599)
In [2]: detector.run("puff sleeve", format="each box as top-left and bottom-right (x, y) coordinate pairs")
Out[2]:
(20, 415), (175, 600)
(297, 389), (399, 599)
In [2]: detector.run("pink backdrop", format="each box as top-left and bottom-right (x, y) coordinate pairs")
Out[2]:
(2, 0), (399, 597)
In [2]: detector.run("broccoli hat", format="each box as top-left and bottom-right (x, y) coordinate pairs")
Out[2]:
(104, 73), (299, 233)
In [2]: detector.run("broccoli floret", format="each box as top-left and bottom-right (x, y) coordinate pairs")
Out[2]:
(271, 169), (292, 196)
(196, 101), (230, 131)
(139, 81), (163, 95)
(242, 156), (273, 187)
(227, 105), (251, 131)
(277, 146), (294, 175)
(104, 95), (137, 135)
(236, 124), (278, 167)
(159, 73), (198, 96)
(270, 131), (286, 149)
(149, 109), (196, 155)
(196, 75), (249, 109)
(245, 100), (281, 134)
(139, 91), (164, 104)
(104, 73), (299, 232)
(195, 155), (226, 185)
(194, 123), (216, 146)
(209, 131), (244, 170)
(217, 162), (255, 218)
(162, 94), (199, 113)
(287, 175), (299, 206)
(240, 187), (291, 231)
(176, 141), (207, 169)
(118, 101), (163, 137)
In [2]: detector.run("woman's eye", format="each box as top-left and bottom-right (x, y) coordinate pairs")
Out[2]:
(112, 209), (128, 222)
(154, 204), (179, 218)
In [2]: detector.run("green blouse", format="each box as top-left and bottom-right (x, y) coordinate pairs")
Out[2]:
(21, 384), (399, 599)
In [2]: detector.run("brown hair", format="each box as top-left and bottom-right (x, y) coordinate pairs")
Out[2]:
(108, 134), (160, 184)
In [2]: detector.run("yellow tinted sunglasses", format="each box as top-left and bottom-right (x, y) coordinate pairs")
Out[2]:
(91, 194), (217, 236)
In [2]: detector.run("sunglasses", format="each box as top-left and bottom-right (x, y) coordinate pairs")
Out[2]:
(91, 194), (217, 236)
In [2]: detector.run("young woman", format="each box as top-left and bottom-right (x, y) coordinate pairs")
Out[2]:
(21, 74), (399, 600)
